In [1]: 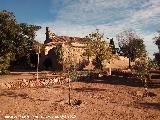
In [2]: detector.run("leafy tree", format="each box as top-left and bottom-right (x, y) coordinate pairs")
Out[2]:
(0, 10), (41, 73)
(86, 30), (112, 70)
(83, 45), (93, 62)
(132, 56), (159, 90)
(54, 44), (63, 63)
(109, 38), (116, 54)
(153, 31), (160, 66)
(154, 53), (160, 66)
(62, 45), (80, 105)
(0, 53), (13, 74)
(116, 30), (146, 68)
(154, 31), (160, 46)
(52, 44), (63, 71)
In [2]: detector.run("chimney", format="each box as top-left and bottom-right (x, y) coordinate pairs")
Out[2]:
(46, 27), (49, 41)
(44, 27), (50, 44)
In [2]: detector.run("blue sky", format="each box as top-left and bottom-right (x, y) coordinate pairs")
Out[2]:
(0, 0), (160, 58)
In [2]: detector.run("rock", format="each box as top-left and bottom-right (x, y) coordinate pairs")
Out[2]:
(10, 81), (20, 89)
(22, 79), (29, 86)
(29, 81), (35, 88)
(35, 80), (43, 87)
(65, 78), (71, 83)
(44, 79), (50, 85)
(5, 82), (12, 89)
(39, 80), (46, 86)
(53, 78), (59, 84)
(98, 74), (103, 77)
(136, 91), (144, 97)
(0, 82), (8, 89)
(72, 99), (82, 106)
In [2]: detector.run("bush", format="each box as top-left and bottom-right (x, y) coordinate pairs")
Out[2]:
(154, 53), (160, 67)
(132, 56), (159, 88)
(78, 59), (89, 70)
(0, 54), (12, 75)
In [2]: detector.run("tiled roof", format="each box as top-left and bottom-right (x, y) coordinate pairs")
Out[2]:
(50, 35), (85, 43)
(44, 28), (88, 44)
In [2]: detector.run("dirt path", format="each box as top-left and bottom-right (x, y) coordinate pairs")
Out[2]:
(0, 74), (160, 120)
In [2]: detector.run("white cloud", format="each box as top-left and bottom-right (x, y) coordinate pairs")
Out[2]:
(35, 0), (160, 57)
(142, 33), (159, 58)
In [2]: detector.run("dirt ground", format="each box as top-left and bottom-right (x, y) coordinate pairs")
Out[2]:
(0, 73), (160, 120)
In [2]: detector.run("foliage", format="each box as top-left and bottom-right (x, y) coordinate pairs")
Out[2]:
(62, 43), (84, 80)
(148, 58), (159, 70)
(29, 50), (38, 68)
(85, 30), (112, 70)
(83, 47), (93, 61)
(132, 56), (158, 88)
(62, 45), (74, 71)
(109, 38), (116, 54)
(0, 10), (41, 73)
(78, 59), (89, 70)
(132, 56), (149, 88)
(154, 53), (160, 66)
(153, 32), (160, 67)
(54, 44), (63, 63)
(62, 45), (80, 105)
(117, 30), (146, 67)
(0, 53), (13, 74)
(32, 40), (44, 53)
(154, 31), (160, 45)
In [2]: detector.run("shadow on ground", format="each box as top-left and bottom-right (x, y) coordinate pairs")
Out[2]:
(0, 90), (49, 101)
(128, 102), (160, 110)
(0, 90), (29, 99)
(73, 87), (107, 92)
(78, 75), (160, 88)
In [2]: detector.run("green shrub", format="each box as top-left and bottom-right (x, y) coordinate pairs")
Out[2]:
(132, 57), (158, 88)
(0, 53), (12, 75)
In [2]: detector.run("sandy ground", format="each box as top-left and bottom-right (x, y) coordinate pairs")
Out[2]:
(0, 73), (160, 120)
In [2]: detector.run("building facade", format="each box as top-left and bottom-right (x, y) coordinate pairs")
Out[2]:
(40, 27), (88, 71)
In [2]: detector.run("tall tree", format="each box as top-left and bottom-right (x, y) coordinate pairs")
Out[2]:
(109, 38), (116, 54)
(0, 10), (41, 73)
(116, 30), (146, 68)
(86, 30), (112, 70)
(154, 31), (160, 66)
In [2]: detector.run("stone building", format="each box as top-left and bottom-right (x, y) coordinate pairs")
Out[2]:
(40, 27), (88, 71)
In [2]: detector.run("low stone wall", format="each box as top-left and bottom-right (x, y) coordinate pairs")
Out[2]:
(0, 76), (70, 90)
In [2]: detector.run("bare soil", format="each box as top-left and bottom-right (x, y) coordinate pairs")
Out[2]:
(0, 73), (160, 120)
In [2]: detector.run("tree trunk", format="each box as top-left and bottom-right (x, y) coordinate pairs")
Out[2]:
(108, 67), (111, 75)
(36, 47), (40, 81)
(129, 57), (131, 68)
(68, 78), (71, 105)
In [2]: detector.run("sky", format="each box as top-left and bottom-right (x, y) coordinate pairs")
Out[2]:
(0, 0), (160, 58)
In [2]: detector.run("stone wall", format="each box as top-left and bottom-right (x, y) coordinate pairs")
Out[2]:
(0, 76), (70, 90)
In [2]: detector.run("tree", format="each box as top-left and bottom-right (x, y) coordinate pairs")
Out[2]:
(132, 55), (159, 91)
(154, 31), (160, 47)
(109, 38), (116, 54)
(85, 30), (112, 70)
(154, 31), (160, 66)
(154, 53), (160, 66)
(116, 30), (146, 68)
(62, 44), (79, 105)
(0, 10), (41, 73)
